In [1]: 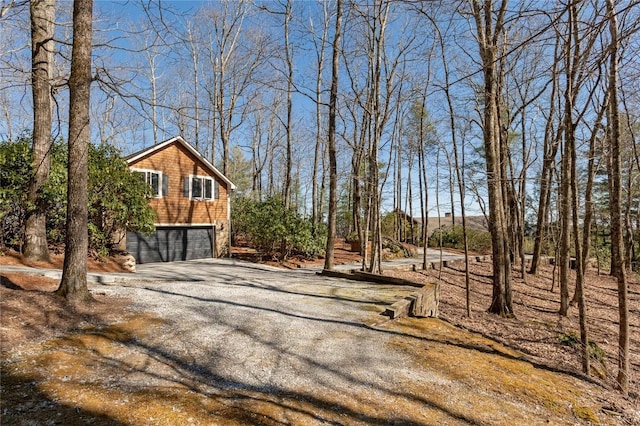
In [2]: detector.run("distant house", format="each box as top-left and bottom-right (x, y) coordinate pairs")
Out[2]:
(415, 212), (489, 238)
(125, 136), (236, 264)
(395, 210), (488, 239)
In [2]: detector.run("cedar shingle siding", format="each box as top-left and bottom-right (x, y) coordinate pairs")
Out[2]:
(129, 142), (228, 224)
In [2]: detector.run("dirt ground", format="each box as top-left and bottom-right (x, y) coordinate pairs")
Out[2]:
(385, 261), (640, 396)
(0, 249), (132, 273)
(232, 239), (364, 269)
(1, 245), (639, 425)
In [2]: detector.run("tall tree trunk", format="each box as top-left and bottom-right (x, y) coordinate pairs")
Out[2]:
(530, 34), (562, 275)
(559, 1), (580, 317)
(605, 0), (629, 396)
(419, 126), (429, 271)
(441, 36), (471, 317)
(57, 0), (93, 304)
(366, 0), (390, 275)
(570, 105), (589, 374)
(147, 44), (159, 145)
(323, 0), (342, 271)
(447, 153), (455, 226)
(574, 89), (608, 304)
(558, 135), (571, 317)
(186, 24), (200, 150)
(218, 67), (229, 176)
(282, 0), (294, 208)
(471, 0), (513, 316)
(25, 0), (55, 262)
(311, 1), (330, 233)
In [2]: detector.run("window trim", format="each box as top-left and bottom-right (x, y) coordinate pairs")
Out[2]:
(132, 168), (165, 198)
(186, 174), (218, 201)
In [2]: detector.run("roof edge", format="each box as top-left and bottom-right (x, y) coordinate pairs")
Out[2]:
(126, 136), (236, 190)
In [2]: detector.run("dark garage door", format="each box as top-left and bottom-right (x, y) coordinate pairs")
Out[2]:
(127, 226), (214, 264)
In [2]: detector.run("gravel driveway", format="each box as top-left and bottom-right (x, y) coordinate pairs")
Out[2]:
(87, 259), (604, 425)
(98, 259), (425, 390)
(91, 259), (468, 423)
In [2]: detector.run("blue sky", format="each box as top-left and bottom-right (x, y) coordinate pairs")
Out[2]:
(4, 0), (594, 219)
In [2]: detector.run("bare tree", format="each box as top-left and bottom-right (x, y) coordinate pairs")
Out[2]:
(57, 0), (93, 303)
(529, 31), (562, 275)
(437, 17), (472, 316)
(605, 0), (629, 396)
(470, 0), (513, 316)
(24, 0), (55, 262)
(143, 33), (163, 145)
(308, 0), (331, 231)
(558, 0), (583, 317)
(280, 0), (294, 207)
(323, 0), (343, 271)
(204, 0), (263, 175)
(184, 22), (201, 150)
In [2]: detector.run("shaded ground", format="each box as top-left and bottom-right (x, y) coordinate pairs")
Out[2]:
(0, 249), (131, 273)
(1, 249), (639, 425)
(384, 260), (640, 400)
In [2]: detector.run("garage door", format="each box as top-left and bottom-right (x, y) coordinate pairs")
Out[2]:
(126, 226), (214, 264)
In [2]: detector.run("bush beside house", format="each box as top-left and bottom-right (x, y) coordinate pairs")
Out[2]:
(232, 196), (326, 261)
(0, 136), (155, 256)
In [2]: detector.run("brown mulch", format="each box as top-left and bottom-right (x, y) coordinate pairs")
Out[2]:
(0, 274), (133, 354)
(0, 248), (134, 355)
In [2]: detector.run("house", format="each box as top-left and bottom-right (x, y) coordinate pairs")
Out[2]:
(394, 209), (488, 240)
(416, 212), (489, 238)
(125, 136), (236, 264)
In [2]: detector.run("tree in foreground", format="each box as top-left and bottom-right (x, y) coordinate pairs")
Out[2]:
(323, 0), (342, 271)
(605, 0), (629, 396)
(57, 0), (93, 303)
(0, 138), (155, 255)
(24, 0), (55, 262)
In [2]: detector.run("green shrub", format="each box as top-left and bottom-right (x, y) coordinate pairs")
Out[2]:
(231, 195), (325, 260)
(558, 332), (606, 362)
(380, 211), (421, 244)
(88, 143), (156, 254)
(0, 136), (155, 255)
(0, 136), (32, 248)
(428, 224), (492, 254)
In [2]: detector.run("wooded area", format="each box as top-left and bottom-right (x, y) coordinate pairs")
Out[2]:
(1, 0), (638, 394)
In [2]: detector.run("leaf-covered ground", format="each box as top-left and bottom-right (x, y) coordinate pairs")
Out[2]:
(385, 259), (639, 416)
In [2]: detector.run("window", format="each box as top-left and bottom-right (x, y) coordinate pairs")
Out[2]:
(184, 175), (219, 201)
(192, 177), (202, 198)
(133, 169), (167, 198)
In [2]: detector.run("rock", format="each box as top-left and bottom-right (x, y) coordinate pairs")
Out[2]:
(122, 254), (136, 273)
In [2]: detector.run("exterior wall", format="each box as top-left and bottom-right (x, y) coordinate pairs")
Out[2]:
(212, 220), (230, 257)
(129, 142), (229, 225)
